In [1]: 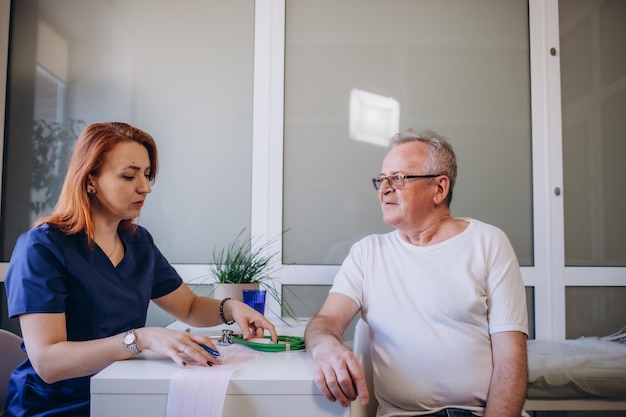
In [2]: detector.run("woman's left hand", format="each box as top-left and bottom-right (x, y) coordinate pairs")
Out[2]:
(226, 299), (278, 342)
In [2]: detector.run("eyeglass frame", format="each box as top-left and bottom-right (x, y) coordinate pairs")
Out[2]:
(371, 173), (442, 191)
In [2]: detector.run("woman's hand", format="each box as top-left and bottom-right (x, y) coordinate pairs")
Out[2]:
(18, 314), (221, 382)
(134, 327), (221, 367)
(223, 299), (278, 342)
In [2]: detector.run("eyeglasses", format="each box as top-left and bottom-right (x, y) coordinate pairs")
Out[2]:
(371, 174), (441, 191)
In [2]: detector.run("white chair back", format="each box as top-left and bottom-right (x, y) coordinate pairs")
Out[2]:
(351, 319), (378, 417)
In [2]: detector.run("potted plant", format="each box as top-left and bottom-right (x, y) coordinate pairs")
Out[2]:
(207, 229), (301, 321)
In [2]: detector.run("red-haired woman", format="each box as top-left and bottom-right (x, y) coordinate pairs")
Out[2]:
(3, 122), (277, 417)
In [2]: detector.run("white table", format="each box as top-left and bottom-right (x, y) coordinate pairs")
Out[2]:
(90, 321), (349, 417)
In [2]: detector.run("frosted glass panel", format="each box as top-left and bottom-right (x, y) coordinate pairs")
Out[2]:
(283, 0), (533, 265)
(2, 0), (254, 263)
(560, 0), (626, 266)
(566, 287), (626, 339)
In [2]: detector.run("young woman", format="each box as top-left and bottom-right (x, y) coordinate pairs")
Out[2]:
(3, 122), (277, 416)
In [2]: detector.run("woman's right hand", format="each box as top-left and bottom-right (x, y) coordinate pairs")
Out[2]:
(134, 327), (220, 367)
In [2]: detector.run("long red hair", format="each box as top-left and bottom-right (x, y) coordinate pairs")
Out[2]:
(36, 122), (159, 246)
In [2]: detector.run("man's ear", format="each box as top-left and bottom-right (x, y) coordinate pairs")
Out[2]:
(433, 176), (450, 205)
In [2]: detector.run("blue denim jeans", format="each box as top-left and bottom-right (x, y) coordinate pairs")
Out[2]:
(418, 409), (477, 417)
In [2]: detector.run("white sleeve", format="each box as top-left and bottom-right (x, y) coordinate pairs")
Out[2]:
(329, 239), (366, 309)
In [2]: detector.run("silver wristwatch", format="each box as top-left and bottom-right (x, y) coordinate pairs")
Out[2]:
(122, 329), (142, 354)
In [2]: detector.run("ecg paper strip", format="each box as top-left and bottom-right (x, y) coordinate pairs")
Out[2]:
(165, 344), (261, 417)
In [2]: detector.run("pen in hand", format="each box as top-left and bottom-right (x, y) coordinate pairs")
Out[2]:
(200, 344), (220, 357)
(184, 328), (220, 360)
(200, 344), (219, 366)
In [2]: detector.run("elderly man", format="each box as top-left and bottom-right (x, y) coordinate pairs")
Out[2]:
(305, 129), (529, 417)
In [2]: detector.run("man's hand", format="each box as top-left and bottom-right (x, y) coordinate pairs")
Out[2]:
(310, 341), (370, 407)
(304, 293), (369, 407)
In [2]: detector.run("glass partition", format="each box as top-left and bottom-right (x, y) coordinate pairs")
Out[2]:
(283, 0), (533, 265)
(560, 0), (626, 266)
(1, 0), (255, 263)
(566, 286), (626, 338)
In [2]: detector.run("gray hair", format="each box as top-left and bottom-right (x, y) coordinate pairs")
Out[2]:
(390, 129), (457, 206)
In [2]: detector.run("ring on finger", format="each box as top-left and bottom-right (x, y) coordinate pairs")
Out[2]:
(181, 345), (188, 355)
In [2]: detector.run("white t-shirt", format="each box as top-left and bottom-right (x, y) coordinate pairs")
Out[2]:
(331, 219), (529, 417)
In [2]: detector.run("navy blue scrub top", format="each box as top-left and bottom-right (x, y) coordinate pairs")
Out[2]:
(3, 223), (183, 417)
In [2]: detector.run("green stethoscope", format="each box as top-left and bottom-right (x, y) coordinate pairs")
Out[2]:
(216, 329), (305, 352)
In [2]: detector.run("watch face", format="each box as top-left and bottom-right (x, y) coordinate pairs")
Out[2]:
(123, 332), (136, 345)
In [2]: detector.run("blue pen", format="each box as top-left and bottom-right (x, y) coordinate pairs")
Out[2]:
(200, 344), (221, 357)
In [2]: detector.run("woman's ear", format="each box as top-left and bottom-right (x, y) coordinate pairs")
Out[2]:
(87, 175), (96, 194)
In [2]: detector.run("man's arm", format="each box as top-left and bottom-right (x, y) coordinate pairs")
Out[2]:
(484, 331), (528, 417)
(305, 292), (368, 407)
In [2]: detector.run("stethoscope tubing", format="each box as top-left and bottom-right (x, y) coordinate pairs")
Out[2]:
(230, 335), (306, 352)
